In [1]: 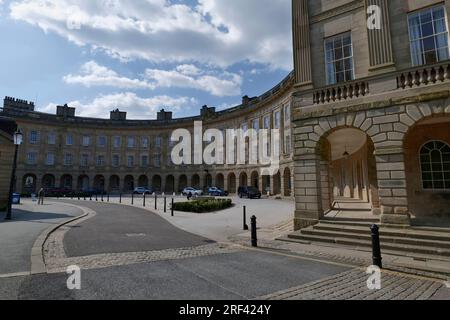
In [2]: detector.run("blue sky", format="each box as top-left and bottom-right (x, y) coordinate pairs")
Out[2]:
(0, 0), (292, 119)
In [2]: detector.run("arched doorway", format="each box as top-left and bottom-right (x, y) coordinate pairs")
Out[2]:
(94, 175), (105, 191)
(228, 173), (237, 194)
(124, 175), (134, 191)
(204, 174), (213, 189)
(109, 175), (120, 192)
(152, 175), (162, 192)
(179, 175), (188, 192)
(138, 175), (149, 188)
(165, 175), (175, 193)
(22, 174), (37, 194)
(273, 171), (281, 195)
(283, 168), (292, 197)
(60, 175), (73, 189)
(192, 174), (200, 189)
(404, 116), (450, 222)
(77, 175), (89, 191)
(251, 171), (259, 190)
(216, 174), (225, 189)
(239, 172), (248, 187)
(42, 174), (56, 189)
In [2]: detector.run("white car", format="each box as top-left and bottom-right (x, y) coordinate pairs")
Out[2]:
(181, 187), (203, 197)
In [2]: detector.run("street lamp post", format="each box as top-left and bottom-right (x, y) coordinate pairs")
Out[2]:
(5, 129), (23, 220)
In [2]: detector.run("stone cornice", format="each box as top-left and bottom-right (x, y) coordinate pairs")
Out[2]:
(310, 0), (364, 24)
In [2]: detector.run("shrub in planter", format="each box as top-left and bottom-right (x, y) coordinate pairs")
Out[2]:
(173, 198), (232, 213)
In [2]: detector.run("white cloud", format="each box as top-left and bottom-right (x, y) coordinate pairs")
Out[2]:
(63, 61), (154, 90)
(41, 92), (197, 119)
(9, 0), (292, 70)
(144, 65), (242, 97)
(64, 61), (242, 97)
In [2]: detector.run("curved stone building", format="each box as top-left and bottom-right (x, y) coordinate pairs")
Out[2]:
(0, 73), (295, 198)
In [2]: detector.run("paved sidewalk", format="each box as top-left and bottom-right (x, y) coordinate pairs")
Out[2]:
(63, 195), (294, 242)
(0, 200), (83, 275)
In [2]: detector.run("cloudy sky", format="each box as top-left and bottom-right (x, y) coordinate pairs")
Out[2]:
(0, 0), (293, 119)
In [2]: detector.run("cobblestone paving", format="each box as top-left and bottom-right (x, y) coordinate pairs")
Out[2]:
(260, 269), (445, 300)
(43, 210), (241, 273)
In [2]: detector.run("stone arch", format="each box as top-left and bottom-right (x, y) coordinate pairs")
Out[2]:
(42, 174), (56, 189)
(250, 171), (259, 189)
(77, 175), (90, 191)
(403, 115), (450, 221)
(109, 175), (120, 192)
(216, 173), (225, 189)
(138, 175), (149, 188)
(227, 173), (237, 194)
(239, 172), (248, 187)
(273, 171), (281, 195)
(165, 175), (175, 193)
(60, 174), (73, 189)
(94, 175), (106, 191)
(22, 174), (37, 194)
(192, 174), (201, 189)
(124, 175), (134, 192)
(152, 175), (162, 192)
(179, 175), (188, 192)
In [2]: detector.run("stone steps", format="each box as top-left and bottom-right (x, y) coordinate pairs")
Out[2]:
(287, 220), (450, 260)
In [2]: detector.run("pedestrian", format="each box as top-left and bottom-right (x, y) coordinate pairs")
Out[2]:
(38, 188), (45, 205)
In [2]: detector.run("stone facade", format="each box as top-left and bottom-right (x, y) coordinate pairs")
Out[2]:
(0, 75), (295, 197)
(0, 118), (16, 210)
(292, 0), (450, 229)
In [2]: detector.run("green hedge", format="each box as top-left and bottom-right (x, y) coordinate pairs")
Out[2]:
(173, 198), (233, 213)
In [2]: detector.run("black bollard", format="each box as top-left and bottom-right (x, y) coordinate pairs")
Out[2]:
(132, 193), (134, 205)
(107, 194), (110, 202)
(164, 197), (167, 213)
(371, 224), (382, 268)
(243, 206), (249, 230)
(84, 195), (86, 201)
(78, 195), (80, 201)
(143, 193), (146, 207)
(90, 195), (92, 201)
(119, 193), (122, 204)
(171, 198), (174, 217)
(101, 194), (104, 202)
(95, 194), (98, 202)
(155, 194), (158, 210)
(251, 216), (257, 247)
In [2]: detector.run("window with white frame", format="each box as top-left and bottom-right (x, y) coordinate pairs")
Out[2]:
(285, 135), (291, 154)
(141, 137), (149, 148)
(29, 131), (39, 144)
(420, 141), (450, 190)
(80, 154), (89, 167)
(98, 136), (107, 148)
(141, 155), (149, 167)
(127, 155), (134, 167)
(127, 137), (135, 148)
(112, 155), (120, 167)
(264, 115), (271, 130)
(154, 154), (161, 167)
(274, 111), (281, 129)
(284, 105), (291, 123)
(46, 153), (55, 166)
(82, 136), (91, 147)
(48, 132), (56, 145)
(96, 155), (105, 167)
(27, 152), (37, 165)
(252, 119), (259, 132)
(113, 136), (121, 148)
(66, 134), (73, 146)
(325, 32), (354, 85)
(64, 153), (73, 166)
(408, 5), (449, 66)
(155, 137), (162, 148)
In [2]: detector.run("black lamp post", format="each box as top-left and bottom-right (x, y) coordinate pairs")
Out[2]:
(6, 129), (23, 220)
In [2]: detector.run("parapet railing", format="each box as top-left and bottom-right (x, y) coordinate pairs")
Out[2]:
(312, 80), (370, 105)
(396, 62), (450, 89)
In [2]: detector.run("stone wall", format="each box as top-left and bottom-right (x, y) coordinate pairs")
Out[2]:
(0, 134), (14, 210)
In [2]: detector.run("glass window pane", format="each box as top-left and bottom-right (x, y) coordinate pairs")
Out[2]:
(435, 34), (448, 49)
(335, 47), (343, 60)
(336, 72), (345, 82)
(432, 163), (443, 171)
(433, 7), (445, 20)
(422, 173), (432, 180)
(345, 70), (353, 81)
(423, 36), (436, 51)
(326, 49), (334, 62)
(437, 47), (449, 61)
(409, 14), (422, 40)
(325, 41), (334, 52)
(431, 150), (442, 162)
(421, 22), (434, 37)
(423, 181), (433, 189)
(420, 10), (432, 24)
(434, 181), (444, 189)
(343, 45), (352, 57)
(334, 37), (342, 48)
(434, 18), (447, 34)
(424, 50), (438, 64)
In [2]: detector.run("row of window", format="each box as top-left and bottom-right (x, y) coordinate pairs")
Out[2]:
(26, 153), (162, 168)
(325, 5), (449, 85)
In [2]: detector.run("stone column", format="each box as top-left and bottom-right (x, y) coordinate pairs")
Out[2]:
(280, 173), (285, 197)
(292, 0), (313, 87)
(365, 0), (395, 72)
(270, 175), (275, 196)
(294, 154), (325, 230)
(223, 175), (229, 193)
(375, 150), (410, 225)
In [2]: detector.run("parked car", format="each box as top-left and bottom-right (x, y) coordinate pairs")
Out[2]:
(238, 186), (262, 199)
(208, 187), (228, 197)
(44, 187), (75, 197)
(133, 187), (154, 195)
(182, 187), (203, 197)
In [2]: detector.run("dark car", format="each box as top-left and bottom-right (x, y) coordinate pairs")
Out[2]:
(238, 186), (262, 199)
(82, 188), (106, 196)
(44, 187), (75, 197)
(208, 187), (229, 197)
